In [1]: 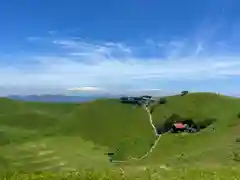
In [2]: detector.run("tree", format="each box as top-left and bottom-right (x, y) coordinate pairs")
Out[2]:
(181, 91), (188, 96)
(236, 137), (240, 143)
(159, 97), (167, 104)
(237, 112), (240, 118)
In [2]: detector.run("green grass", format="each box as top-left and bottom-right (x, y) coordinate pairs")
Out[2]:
(144, 93), (240, 166)
(1, 167), (240, 180)
(0, 92), (240, 179)
(0, 136), (111, 172)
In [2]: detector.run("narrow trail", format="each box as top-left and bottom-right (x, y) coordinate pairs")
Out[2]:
(130, 135), (161, 161)
(112, 104), (162, 163)
(129, 105), (161, 161)
(144, 106), (159, 136)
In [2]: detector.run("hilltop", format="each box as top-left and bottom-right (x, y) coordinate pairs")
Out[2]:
(0, 92), (240, 179)
(143, 93), (240, 167)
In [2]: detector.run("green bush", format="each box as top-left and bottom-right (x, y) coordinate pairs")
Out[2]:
(236, 137), (240, 143)
(181, 91), (189, 96)
(159, 98), (167, 104)
(237, 113), (240, 118)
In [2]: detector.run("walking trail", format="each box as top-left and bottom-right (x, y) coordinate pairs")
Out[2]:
(130, 105), (161, 161)
(112, 104), (162, 163)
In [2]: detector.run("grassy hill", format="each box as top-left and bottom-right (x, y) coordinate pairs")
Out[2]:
(0, 92), (240, 179)
(0, 98), (155, 171)
(143, 93), (240, 167)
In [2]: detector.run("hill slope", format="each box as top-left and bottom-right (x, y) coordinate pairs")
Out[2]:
(0, 97), (155, 171)
(141, 93), (240, 167)
(0, 93), (240, 174)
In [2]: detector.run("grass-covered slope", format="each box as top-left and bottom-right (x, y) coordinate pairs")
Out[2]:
(0, 97), (155, 172)
(152, 92), (240, 126)
(0, 92), (240, 177)
(58, 99), (156, 159)
(141, 93), (240, 167)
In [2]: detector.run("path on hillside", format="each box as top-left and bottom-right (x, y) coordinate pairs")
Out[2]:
(144, 106), (158, 136)
(130, 105), (161, 161)
(112, 104), (162, 163)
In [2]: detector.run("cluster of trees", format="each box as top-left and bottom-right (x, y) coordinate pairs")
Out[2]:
(155, 114), (217, 134)
(120, 90), (188, 106)
(120, 97), (142, 105)
(120, 96), (153, 106)
(181, 90), (189, 96)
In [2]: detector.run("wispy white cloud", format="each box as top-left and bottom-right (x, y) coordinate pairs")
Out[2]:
(68, 86), (104, 92)
(26, 36), (42, 42)
(1, 36), (240, 95)
(48, 30), (58, 35)
(195, 42), (204, 55)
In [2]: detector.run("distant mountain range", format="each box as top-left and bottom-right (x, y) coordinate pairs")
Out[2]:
(7, 94), (119, 103)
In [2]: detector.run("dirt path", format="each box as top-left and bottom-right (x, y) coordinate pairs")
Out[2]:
(144, 106), (159, 136)
(112, 104), (162, 163)
(131, 135), (161, 161)
(130, 105), (161, 161)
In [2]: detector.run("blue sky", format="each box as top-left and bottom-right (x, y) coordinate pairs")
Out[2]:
(1, 0), (240, 96)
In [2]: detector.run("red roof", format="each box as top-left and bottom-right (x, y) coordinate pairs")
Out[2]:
(174, 123), (185, 129)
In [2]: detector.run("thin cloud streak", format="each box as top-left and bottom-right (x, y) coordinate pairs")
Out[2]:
(68, 86), (105, 92)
